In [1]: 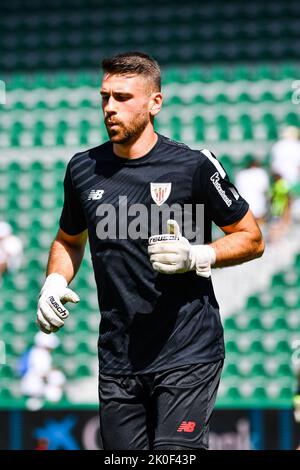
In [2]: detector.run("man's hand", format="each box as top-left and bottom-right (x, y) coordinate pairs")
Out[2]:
(148, 220), (216, 278)
(37, 273), (80, 334)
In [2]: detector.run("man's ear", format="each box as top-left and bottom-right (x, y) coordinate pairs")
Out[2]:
(149, 92), (163, 116)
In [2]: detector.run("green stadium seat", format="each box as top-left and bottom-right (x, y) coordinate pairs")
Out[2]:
(260, 91), (277, 102)
(215, 93), (231, 104)
(170, 116), (182, 141)
(163, 69), (185, 85)
(269, 295), (288, 310)
(29, 161), (44, 174)
(251, 340), (265, 354)
(272, 317), (289, 330)
(224, 363), (239, 377)
(238, 92), (254, 104)
(278, 387), (293, 400)
(276, 340), (291, 353)
(77, 341), (90, 353)
(233, 66), (252, 81)
(271, 272), (288, 288)
(168, 95), (184, 106)
(225, 340), (239, 354)
(210, 66), (231, 82)
(252, 386), (268, 400)
(32, 121), (46, 146)
(10, 121), (24, 146)
(14, 101), (27, 110)
(35, 100), (50, 110)
(79, 99), (95, 109)
(216, 115), (229, 141)
(57, 99), (72, 110)
(279, 64), (299, 79)
(193, 116), (205, 141)
(75, 364), (91, 378)
(0, 365), (15, 379)
(31, 72), (52, 89)
(185, 68), (206, 83)
(252, 64), (275, 81)
(7, 75), (28, 91)
(285, 112), (300, 127)
(239, 114), (253, 140)
(247, 317), (264, 331)
(264, 124), (278, 141)
(250, 363), (267, 378)
(55, 120), (69, 145)
(77, 320), (90, 333)
(226, 387), (242, 400)
(75, 71), (100, 88)
(277, 363), (292, 377)
(2, 321), (16, 334)
(7, 161), (22, 173)
(0, 387), (15, 400)
(224, 317), (238, 331)
(246, 295), (263, 311)
(192, 94), (207, 105)
(53, 160), (66, 173)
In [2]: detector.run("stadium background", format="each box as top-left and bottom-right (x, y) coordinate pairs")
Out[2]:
(1, 0), (300, 450)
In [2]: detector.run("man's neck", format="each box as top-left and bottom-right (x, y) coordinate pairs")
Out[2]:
(113, 127), (158, 159)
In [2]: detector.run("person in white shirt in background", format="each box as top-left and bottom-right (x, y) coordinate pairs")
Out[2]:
(235, 156), (270, 225)
(0, 221), (23, 278)
(20, 331), (66, 409)
(270, 126), (300, 187)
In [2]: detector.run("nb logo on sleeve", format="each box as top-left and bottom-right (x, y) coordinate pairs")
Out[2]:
(177, 421), (196, 433)
(88, 189), (105, 200)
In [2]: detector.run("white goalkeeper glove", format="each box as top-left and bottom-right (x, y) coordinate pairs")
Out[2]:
(148, 219), (216, 278)
(37, 273), (80, 334)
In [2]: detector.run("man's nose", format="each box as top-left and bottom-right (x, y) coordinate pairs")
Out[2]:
(105, 96), (117, 114)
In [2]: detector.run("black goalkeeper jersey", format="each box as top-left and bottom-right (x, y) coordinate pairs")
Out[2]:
(59, 134), (249, 375)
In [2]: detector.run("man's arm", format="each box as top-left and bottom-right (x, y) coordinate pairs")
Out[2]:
(37, 228), (88, 334)
(46, 228), (88, 282)
(211, 209), (265, 268)
(148, 210), (264, 277)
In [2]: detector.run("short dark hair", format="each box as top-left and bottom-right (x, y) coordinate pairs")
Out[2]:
(102, 51), (161, 92)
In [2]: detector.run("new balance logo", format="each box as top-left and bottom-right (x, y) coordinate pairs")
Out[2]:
(88, 189), (104, 200)
(177, 421), (196, 433)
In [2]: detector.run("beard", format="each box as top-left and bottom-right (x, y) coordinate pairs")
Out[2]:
(105, 114), (149, 144)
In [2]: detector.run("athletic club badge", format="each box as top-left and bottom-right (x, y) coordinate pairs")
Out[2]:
(150, 183), (172, 206)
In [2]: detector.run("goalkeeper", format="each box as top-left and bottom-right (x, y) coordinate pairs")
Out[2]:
(36, 52), (264, 450)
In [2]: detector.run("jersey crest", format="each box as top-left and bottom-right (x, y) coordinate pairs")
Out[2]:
(150, 183), (172, 206)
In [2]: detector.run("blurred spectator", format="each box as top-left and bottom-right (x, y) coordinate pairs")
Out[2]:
(270, 126), (300, 186)
(267, 173), (291, 243)
(0, 221), (23, 278)
(235, 156), (269, 224)
(19, 332), (66, 409)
